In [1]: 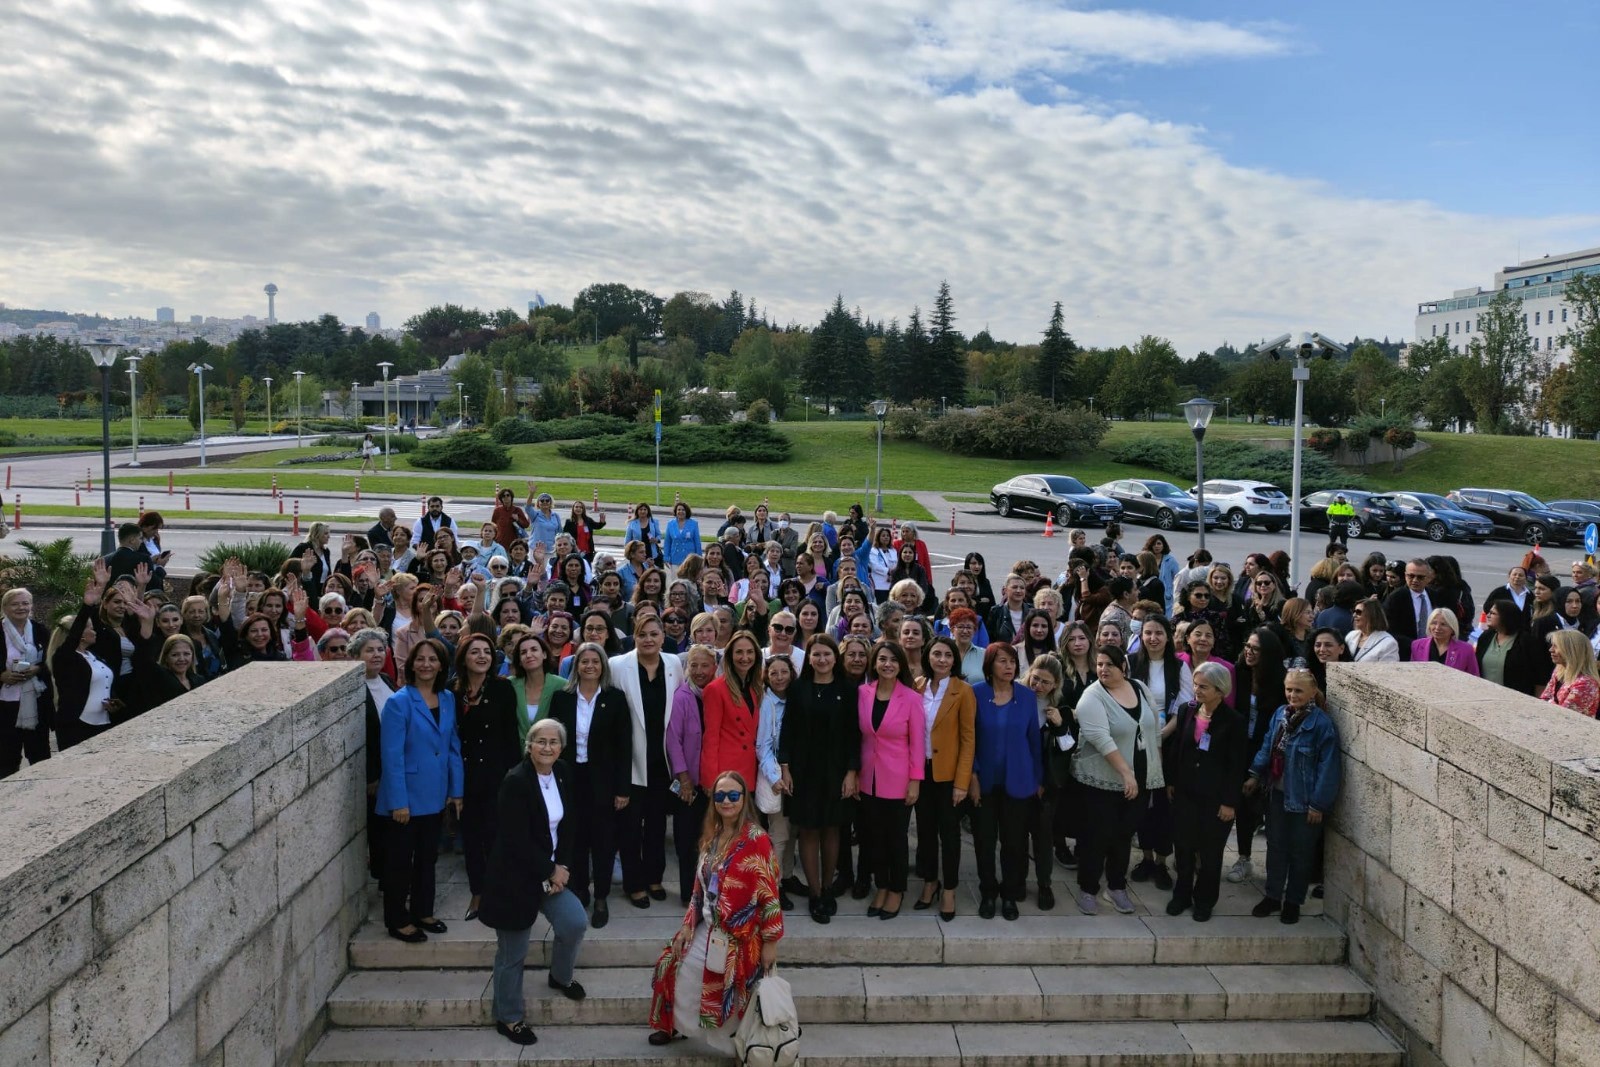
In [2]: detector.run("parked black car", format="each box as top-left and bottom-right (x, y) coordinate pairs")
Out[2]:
(1385, 492), (1495, 543)
(1093, 479), (1221, 530)
(1445, 488), (1583, 546)
(1297, 490), (1404, 540)
(990, 474), (1123, 527)
(1547, 499), (1600, 523)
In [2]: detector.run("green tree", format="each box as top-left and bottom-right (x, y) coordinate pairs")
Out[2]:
(803, 296), (870, 413)
(1561, 272), (1600, 434)
(404, 304), (489, 359)
(660, 291), (721, 354)
(572, 282), (664, 341)
(1463, 289), (1540, 431)
(1034, 301), (1076, 404)
(926, 281), (965, 405)
(878, 320), (916, 403)
(450, 353), (494, 421)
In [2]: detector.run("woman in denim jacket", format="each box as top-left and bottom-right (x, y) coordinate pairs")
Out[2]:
(1243, 664), (1341, 925)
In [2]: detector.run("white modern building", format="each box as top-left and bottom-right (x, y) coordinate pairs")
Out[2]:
(1414, 246), (1599, 363)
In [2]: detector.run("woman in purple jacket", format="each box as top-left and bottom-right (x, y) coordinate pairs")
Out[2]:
(1409, 608), (1480, 677)
(665, 643), (717, 903)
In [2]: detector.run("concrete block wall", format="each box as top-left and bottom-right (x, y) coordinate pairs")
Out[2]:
(1323, 662), (1600, 1067)
(0, 662), (368, 1067)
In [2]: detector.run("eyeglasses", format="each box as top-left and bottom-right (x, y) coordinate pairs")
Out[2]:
(771, 624), (795, 633)
(663, 616), (687, 625)
(325, 645), (348, 654)
(712, 790), (744, 803)
(1191, 592), (1210, 600)
(325, 606), (345, 614)
(1405, 572), (1429, 581)
(1352, 608), (1365, 616)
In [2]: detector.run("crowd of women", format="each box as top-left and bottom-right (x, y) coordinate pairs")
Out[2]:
(3, 490), (1598, 1052)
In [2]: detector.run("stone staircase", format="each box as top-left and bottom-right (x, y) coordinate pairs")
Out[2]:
(308, 849), (1401, 1066)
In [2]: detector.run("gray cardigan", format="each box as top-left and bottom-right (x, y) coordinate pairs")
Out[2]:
(1071, 679), (1165, 793)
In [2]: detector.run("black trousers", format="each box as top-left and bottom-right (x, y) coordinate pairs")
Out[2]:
(459, 783), (499, 896)
(55, 718), (112, 751)
(1171, 792), (1234, 907)
(1234, 787), (1266, 860)
(569, 763), (619, 903)
(366, 792), (386, 881)
(1076, 786), (1147, 894)
(1136, 785), (1173, 857)
(858, 794), (912, 894)
(1028, 789), (1056, 889)
(0, 701), (51, 778)
(382, 812), (442, 929)
(972, 791), (1031, 901)
(671, 788), (709, 901)
(913, 769), (962, 888)
(619, 781), (670, 895)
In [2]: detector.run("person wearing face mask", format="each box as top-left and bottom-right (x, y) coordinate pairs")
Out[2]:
(771, 512), (800, 571)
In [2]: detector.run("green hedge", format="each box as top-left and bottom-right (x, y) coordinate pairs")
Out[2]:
(196, 539), (291, 576)
(1109, 437), (1366, 493)
(319, 433), (418, 453)
(490, 414), (633, 444)
(556, 421), (792, 465)
(410, 431), (513, 471)
(919, 398), (1109, 459)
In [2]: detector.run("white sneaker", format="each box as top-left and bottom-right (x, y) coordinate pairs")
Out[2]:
(1226, 858), (1253, 884)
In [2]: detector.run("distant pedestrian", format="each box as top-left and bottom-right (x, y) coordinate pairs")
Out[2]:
(359, 433), (378, 473)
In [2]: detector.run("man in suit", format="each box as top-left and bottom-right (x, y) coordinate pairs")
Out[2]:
(1383, 559), (1434, 661)
(368, 506), (399, 548)
(105, 522), (169, 587)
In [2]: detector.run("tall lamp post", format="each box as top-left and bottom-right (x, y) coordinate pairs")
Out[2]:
(456, 382), (465, 425)
(413, 383), (421, 430)
(870, 399), (889, 513)
(125, 354), (142, 468)
(293, 370), (305, 447)
(262, 376), (273, 440)
(1183, 397), (1217, 554)
(1260, 332), (1346, 589)
(376, 362), (394, 469)
(85, 339), (123, 554)
(189, 362), (214, 468)
(350, 382), (360, 419)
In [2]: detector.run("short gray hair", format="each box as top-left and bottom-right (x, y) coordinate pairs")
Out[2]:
(528, 717), (567, 748)
(1192, 660), (1233, 700)
(348, 628), (389, 658)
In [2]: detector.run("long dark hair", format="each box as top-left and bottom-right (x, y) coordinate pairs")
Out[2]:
(1017, 608), (1056, 666)
(1130, 614), (1182, 713)
(452, 632), (496, 703)
(1235, 626), (1287, 741)
(868, 637), (917, 690)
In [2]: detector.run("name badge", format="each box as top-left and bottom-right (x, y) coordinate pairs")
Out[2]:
(1197, 733), (1212, 752)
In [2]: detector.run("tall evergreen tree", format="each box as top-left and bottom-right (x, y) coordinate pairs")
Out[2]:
(878, 319), (915, 403)
(804, 295), (871, 414)
(1035, 301), (1077, 404)
(903, 308), (929, 400)
(927, 281), (965, 405)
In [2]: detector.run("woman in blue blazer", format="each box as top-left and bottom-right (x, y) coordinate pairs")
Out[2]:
(969, 643), (1044, 921)
(662, 502), (701, 567)
(378, 638), (464, 942)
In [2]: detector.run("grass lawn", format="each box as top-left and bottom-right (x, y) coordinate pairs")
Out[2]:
(12, 504), (351, 524)
(1, 416), (199, 442)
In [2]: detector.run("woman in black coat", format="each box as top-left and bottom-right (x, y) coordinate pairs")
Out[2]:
(1163, 661), (1250, 922)
(1475, 598), (1549, 696)
(545, 642), (633, 928)
(1, 587), (56, 777)
(1226, 626), (1286, 886)
(479, 719), (589, 1046)
(453, 633), (525, 922)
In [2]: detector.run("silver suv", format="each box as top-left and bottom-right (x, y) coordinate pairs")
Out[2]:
(1189, 479), (1291, 532)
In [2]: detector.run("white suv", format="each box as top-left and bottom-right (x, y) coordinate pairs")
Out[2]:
(1188, 479), (1291, 532)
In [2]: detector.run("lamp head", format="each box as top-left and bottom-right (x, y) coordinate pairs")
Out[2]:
(1182, 397), (1216, 433)
(870, 399), (889, 419)
(85, 338), (123, 369)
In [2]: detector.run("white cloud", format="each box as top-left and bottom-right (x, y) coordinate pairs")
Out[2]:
(0, 0), (1594, 351)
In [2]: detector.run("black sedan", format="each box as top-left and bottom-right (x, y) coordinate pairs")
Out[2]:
(1094, 479), (1222, 530)
(1548, 499), (1600, 523)
(1386, 492), (1495, 543)
(990, 474), (1123, 527)
(1298, 490), (1405, 539)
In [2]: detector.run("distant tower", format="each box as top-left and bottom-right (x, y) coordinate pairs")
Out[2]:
(365, 311), (381, 330)
(156, 306), (175, 323)
(264, 283), (279, 324)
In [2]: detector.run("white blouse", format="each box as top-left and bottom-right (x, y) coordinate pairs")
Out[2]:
(81, 651), (115, 725)
(921, 676), (949, 754)
(575, 688), (598, 763)
(537, 771), (562, 861)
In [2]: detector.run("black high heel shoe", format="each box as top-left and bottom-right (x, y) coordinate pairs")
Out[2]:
(913, 881), (940, 911)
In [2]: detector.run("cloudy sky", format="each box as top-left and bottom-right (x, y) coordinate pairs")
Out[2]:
(4, 0), (1597, 352)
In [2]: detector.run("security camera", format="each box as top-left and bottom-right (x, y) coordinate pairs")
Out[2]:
(1259, 333), (1292, 361)
(1310, 332), (1347, 359)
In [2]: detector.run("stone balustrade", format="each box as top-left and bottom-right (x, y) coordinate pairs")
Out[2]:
(0, 662), (366, 1066)
(1323, 662), (1600, 1067)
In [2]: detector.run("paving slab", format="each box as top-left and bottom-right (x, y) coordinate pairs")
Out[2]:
(862, 965), (1043, 1022)
(1033, 964), (1227, 1021)
(1178, 1020), (1402, 1065)
(953, 1021), (1194, 1064)
(1141, 915), (1345, 965)
(938, 915), (1156, 966)
(327, 970), (490, 1028)
(1206, 965), (1374, 1020)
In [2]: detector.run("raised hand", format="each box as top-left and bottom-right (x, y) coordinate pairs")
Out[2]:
(292, 589), (310, 619)
(133, 562), (151, 591)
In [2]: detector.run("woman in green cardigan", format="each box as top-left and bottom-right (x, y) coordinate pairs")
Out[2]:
(509, 631), (564, 744)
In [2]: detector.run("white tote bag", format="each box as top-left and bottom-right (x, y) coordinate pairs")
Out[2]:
(734, 972), (801, 1067)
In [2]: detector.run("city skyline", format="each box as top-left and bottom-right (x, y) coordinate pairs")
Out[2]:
(2, 1), (1597, 353)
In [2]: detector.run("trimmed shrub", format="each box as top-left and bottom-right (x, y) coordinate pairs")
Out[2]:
(685, 392), (733, 425)
(1384, 427), (1417, 451)
(884, 408), (927, 441)
(556, 422), (791, 465)
(744, 399), (772, 424)
(490, 414), (632, 444)
(410, 431), (513, 471)
(1306, 428), (1342, 456)
(1108, 436), (1364, 493)
(319, 434), (418, 453)
(196, 539), (291, 577)
(921, 397), (1109, 459)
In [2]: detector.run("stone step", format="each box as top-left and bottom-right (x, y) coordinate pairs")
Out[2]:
(350, 913), (1347, 971)
(308, 1020), (1404, 1066)
(326, 963), (1374, 1028)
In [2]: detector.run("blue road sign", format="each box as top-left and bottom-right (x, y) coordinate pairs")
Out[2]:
(1585, 522), (1598, 555)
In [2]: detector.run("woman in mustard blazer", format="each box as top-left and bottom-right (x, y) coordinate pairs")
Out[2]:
(856, 638), (925, 920)
(914, 635), (976, 921)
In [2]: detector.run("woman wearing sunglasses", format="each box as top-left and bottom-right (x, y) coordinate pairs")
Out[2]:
(648, 771), (783, 1052)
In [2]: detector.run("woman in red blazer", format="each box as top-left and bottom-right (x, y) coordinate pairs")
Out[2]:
(1410, 608), (1481, 678)
(699, 631), (765, 791)
(857, 638), (925, 920)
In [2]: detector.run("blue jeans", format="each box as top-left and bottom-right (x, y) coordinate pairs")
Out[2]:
(1264, 789), (1324, 906)
(491, 888), (590, 1023)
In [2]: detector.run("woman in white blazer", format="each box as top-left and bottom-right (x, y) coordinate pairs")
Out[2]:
(1345, 597), (1400, 664)
(609, 615), (684, 907)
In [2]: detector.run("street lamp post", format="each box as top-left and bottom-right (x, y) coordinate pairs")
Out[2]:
(457, 382), (465, 425)
(1223, 396), (1231, 423)
(350, 382), (360, 420)
(1183, 397), (1217, 554)
(85, 339), (123, 554)
(189, 362), (214, 468)
(1380, 398), (1387, 418)
(1088, 396), (1095, 413)
(293, 370), (305, 447)
(804, 396), (810, 423)
(1261, 332), (1345, 589)
(413, 384), (421, 430)
(377, 362), (394, 469)
(262, 376), (273, 441)
(126, 354), (142, 468)
(870, 399), (889, 513)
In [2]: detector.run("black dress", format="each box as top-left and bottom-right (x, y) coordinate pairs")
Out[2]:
(778, 676), (860, 830)
(456, 676), (524, 896)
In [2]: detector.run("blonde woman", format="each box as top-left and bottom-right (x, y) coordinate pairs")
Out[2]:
(1540, 630), (1599, 717)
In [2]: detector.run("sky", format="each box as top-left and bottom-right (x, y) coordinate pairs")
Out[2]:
(3, 0), (1597, 354)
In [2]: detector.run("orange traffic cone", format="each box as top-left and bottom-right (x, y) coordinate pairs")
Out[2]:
(1042, 512), (1055, 538)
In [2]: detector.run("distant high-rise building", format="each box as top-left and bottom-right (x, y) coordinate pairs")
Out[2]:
(366, 311), (381, 330)
(156, 307), (175, 323)
(190, 314), (203, 326)
(1414, 246), (1599, 365)
(264, 283), (279, 324)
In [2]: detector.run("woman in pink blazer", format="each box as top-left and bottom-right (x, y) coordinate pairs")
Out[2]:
(1410, 608), (1481, 678)
(857, 638), (925, 920)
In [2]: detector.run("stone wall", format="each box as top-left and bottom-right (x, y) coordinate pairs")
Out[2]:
(1323, 662), (1600, 1067)
(0, 662), (367, 1067)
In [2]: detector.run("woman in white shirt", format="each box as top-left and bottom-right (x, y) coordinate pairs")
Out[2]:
(1345, 598), (1401, 663)
(49, 563), (120, 749)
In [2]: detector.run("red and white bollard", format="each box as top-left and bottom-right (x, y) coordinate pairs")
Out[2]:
(5, 464), (12, 490)
(420, 495), (427, 517)
(354, 477), (361, 503)
(185, 486), (191, 511)
(278, 495), (284, 515)
(592, 488), (600, 512)
(292, 500), (301, 537)
(85, 468), (92, 493)
(74, 483), (81, 507)
(12, 494), (20, 531)
(891, 518), (901, 542)
(138, 495), (145, 515)
(270, 474), (279, 498)
(950, 506), (956, 536)
(167, 470), (174, 494)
